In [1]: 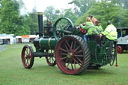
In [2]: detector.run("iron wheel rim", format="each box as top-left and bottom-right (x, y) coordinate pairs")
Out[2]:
(55, 36), (85, 74)
(21, 45), (34, 68)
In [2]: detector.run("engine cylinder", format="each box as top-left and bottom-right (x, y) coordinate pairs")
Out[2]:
(39, 38), (57, 50)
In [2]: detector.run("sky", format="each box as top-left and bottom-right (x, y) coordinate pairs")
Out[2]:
(22, 0), (73, 13)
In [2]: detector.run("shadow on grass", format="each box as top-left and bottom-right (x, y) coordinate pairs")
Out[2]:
(82, 68), (114, 75)
(20, 63), (115, 77)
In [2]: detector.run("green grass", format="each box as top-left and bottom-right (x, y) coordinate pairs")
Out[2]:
(0, 44), (128, 85)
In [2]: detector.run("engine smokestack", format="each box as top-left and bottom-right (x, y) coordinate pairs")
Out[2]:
(37, 12), (43, 37)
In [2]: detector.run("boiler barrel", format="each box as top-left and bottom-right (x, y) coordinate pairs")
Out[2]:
(39, 38), (57, 50)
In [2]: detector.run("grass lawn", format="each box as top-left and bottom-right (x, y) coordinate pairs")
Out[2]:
(0, 44), (128, 85)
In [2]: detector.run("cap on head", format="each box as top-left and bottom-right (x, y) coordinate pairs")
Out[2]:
(107, 21), (111, 25)
(88, 15), (93, 19)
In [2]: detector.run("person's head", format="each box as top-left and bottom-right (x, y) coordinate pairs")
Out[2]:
(86, 17), (91, 22)
(107, 21), (112, 25)
(88, 15), (93, 19)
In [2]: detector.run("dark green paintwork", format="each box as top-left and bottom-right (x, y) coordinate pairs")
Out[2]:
(39, 38), (57, 50)
(87, 39), (111, 66)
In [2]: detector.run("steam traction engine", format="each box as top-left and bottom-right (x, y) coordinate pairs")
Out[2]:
(21, 12), (118, 75)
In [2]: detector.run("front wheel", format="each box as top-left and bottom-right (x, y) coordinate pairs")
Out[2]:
(55, 35), (90, 75)
(21, 45), (34, 69)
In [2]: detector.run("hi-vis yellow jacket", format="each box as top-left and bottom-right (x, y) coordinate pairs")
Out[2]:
(102, 24), (117, 40)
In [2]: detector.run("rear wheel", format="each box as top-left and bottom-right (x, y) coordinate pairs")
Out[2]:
(55, 35), (90, 75)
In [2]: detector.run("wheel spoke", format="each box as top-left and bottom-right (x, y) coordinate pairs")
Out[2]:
(66, 60), (70, 68)
(51, 57), (54, 61)
(60, 57), (67, 61)
(71, 63), (74, 70)
(49, 57), (51, 63)
(74, 59), (81, 66)
(75, 50), (83, 55)
(25, 48), (27, 54)
(74, 46), (80, 53)
(64, 43), (69, 51)
(26, 59), (29, 65)
(64, 58), (69, 63)
(75, 57), (83, 63)
(26, 48), (29, 54)
(71, 41), (73, 49)
(74, 55), (83, 57)
(59, 47), (68, 52)
(65, 40), (71, 49)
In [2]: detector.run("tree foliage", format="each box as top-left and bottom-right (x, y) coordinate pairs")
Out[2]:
(69, 0), (96, 16)
(0, 0), (128, 36)
(63, 9), (78, 23)
(102, 0), (128, 9)
(28, 9), (38, 35)
(44, 6), (62, 23)
(0, 0), (30, 35)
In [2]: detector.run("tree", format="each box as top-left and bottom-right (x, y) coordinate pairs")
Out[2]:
(120, 9), (128, 27)
(44, 6), (61, 22)
(0, 0), (2, 33)
(63, 9), (78, 23)
(101, 0), (128, 9)
(1, 0), (19, 34)
(28, 8), (38, 35)
(69, 0), (96, 16)
(0, 0), (30, 35)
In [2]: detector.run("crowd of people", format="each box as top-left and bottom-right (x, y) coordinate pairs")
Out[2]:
(79, 15), (117, 45)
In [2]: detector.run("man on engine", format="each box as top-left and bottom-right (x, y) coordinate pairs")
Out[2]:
(101, 21), (117, 44)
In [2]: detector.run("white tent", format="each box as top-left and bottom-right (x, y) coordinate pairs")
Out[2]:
(0, 34), (15, 45)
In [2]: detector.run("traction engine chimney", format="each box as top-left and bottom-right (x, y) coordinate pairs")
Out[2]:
(37, 12), (43, 37)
